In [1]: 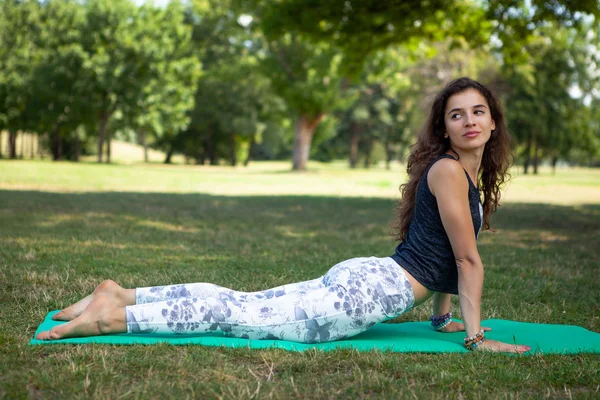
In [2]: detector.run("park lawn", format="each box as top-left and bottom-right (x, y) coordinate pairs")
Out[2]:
(0, 159), (599, 399)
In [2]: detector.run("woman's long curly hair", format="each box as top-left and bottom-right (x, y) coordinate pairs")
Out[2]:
(392, 77), (512, 241)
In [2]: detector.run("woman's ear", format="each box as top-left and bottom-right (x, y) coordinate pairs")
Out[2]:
(491, 120), (496, 131)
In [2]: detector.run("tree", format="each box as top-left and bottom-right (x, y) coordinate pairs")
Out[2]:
(249, 0), (492, 76)
(125, 1), (201, 164)
(250, 0), (599, 73)
(30, 0), (90, 161)
(241, 0), (493, 170)
(259, 35), (352, 170)
(0, 0), (42, 159)
(503, 21), (599, 173)
(322, 41), (501, 169)
(79, 0), (173, 163)
(180, 0), (285, 166)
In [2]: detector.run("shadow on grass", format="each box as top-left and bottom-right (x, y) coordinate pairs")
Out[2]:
(1, 189), (598, 255)
(1, 189), (598, 275)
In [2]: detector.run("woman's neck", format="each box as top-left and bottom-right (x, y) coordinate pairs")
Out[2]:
(447, 147), (484, 185)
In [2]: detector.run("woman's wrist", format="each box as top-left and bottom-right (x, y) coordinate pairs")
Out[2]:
(464, 329), (485, 350)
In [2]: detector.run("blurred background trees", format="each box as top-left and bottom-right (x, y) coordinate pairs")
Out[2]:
(0, 0), (598, 171)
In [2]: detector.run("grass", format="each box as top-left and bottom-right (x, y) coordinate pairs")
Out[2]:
(1, 158), (599, 399)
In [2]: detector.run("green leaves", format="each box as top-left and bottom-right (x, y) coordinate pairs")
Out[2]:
(503, 20), (600, 169)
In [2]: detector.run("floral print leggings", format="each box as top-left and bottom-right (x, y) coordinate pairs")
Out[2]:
(125, 256), (415, 343)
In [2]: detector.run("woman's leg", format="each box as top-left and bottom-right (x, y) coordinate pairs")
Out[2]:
(319, 256), (416, 328)
(53, 276), (326, 322)
(125, 283), (369, 342)
(135, 277), (326, 304)
(126, 257), (415, 342)
(37, 280), (355, 342)
(37, 257), (415, 342)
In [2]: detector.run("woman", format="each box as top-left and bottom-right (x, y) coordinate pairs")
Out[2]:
(37, 77), (530, 353)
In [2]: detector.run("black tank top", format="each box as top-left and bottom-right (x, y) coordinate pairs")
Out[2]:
(391, 154), (483, 294)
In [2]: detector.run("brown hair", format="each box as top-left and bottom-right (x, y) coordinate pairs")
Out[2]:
(392, 77), (512, 241)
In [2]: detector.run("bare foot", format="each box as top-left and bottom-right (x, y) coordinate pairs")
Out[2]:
(37, 295), (126, 340)
(53, 280), (132, 321)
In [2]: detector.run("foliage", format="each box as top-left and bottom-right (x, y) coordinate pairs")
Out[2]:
(30, 0), (90, 160)
(129, 1), (201, 141)
(503, 20), (600, 172)
(168, 0), (285, 166)
(0, 0), (42, 151)
(248, 13), (357, 170)
(247, 0), (492, 77)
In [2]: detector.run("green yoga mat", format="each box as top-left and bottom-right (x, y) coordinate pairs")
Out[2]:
(30, 311), (600, 354)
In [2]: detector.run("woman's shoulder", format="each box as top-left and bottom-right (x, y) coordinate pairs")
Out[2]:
(427, 157), (468, 197)
(429, 156), (465, 180)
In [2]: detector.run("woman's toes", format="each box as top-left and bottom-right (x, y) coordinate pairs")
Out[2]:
(35, 331), (49, 340)
(36, 328), (61, 340)
(52, 311), (69, 321)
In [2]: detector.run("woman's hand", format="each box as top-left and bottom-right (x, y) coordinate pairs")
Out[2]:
(476, 339), (531, 354)
(438, 321), (491, 333)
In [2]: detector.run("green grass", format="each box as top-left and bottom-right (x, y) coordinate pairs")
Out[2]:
(1, 159), (599, 399)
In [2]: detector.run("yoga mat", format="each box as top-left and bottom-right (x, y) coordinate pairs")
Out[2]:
(30, 311), (600, 354)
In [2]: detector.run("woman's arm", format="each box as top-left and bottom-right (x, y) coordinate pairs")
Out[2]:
(428, 159), (529, 353)
(429, 159), (483, 337)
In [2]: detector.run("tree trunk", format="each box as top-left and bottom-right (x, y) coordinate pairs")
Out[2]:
(51, 123), (62, 161)
(292, 113), (323, 171)
(105, 130), (112, 163)
(164, 145), (174, 164)
(205, 132), (218, 165)
(229, 132), (237, 166)
(197, 151), (206, 165)
(97, 109), (110, 163)
(533, 140), (540, 175)
(523, 131), (532, 174)
(40, 133), (46, 160)
(533, 139), (539, 174)
(8, 130), (17, 159)
(349, 122), (360, 169)
(19, 132), (26, 159)
(139, 130), (148, 162)
(38, 132), (45, 160)
(30, 134), (35, 159)
(551, 156), (558, 175)
(244, 134), (255, 167)
(384, 140), (393, 170)
(18, 132), (23, 159)
(363, 138), (373, 169)
(74, 134), (80, 162)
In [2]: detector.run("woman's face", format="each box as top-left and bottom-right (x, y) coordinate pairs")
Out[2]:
(443, 88), (495, 152)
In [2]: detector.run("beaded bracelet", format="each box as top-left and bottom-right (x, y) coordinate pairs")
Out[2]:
(464, 329), (485, 351)
(430, 312), (452, 331)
